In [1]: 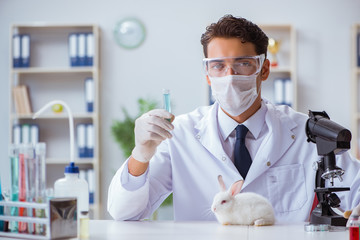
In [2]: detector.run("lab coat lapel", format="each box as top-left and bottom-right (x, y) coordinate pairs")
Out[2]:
(242, 103), (298, 189)
(194, 103), (233, 165)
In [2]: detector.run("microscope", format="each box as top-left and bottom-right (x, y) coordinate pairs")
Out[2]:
(305, 110), (352, 226)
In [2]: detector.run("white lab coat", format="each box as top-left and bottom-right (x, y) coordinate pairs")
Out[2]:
(108, 100), (360, 223)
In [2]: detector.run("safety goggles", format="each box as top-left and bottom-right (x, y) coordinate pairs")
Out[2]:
(203, 54), (265, 78)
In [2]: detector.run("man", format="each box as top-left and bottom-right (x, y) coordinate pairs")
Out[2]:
(108, 15), (360, 223)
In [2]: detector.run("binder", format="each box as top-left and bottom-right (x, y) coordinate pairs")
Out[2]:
(79, 169), (87, 182)
(30, 124), (39, 144)
(87, 169), (95, 204)
(13, 34), (21, 68)
(21, 34), (30, 67)
(208, 86), (215, 105)
(274, 78), (285, 105)
(68, 33), (78, 67)
(21, 124), (30, 144)
(85, 78), (94, 112)
(284, 79), (292, 106)
(78, 33), (86, 66)
(86, 33), (94, 66)
(13, 124), (21, 144)
(77, 124), (86, 158)
(358, 33), (360, 67)
(86, 124), (94, 158)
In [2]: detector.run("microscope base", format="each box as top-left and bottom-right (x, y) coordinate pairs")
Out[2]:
(310, 212), (347, 226)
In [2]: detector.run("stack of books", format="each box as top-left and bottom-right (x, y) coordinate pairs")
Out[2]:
(12, 85), (32, 114)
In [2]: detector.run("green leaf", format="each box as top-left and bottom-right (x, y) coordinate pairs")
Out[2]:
(161, 193), (173, 207)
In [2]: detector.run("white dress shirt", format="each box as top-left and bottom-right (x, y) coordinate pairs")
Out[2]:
(217, 100), (268, 163)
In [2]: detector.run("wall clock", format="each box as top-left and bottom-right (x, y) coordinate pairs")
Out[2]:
(114, 18), (146, 49)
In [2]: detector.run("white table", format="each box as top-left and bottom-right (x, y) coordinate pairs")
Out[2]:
(89, 221), (349, 240)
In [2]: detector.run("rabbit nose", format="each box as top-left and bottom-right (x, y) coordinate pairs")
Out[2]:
(213, 207), (216, 212)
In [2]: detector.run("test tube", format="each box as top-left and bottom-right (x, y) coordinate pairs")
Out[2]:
(80, 211), (89, 239)
(163, 89), (171, 113)
(24, 143), (47, 235)
(18, 144), (28, 233)
(34, 143), (46, 235)
(163, 89), (172, 122)
(9, 144), (19, 232)
(25, 143), (36, 234)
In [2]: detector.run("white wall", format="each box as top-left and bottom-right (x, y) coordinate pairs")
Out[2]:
(0, 0), (359, 219)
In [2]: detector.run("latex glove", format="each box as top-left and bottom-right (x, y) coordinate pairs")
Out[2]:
(131, 109), (174, 163)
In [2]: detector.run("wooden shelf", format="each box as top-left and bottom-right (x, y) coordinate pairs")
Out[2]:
(46, 158), (95, 165)
(269, 66), (293, 73)
(11, 112), (96, 120)
(11, 67), (97, 74)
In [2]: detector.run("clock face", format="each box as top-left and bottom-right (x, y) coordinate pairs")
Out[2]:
(114, 18), (146, 49)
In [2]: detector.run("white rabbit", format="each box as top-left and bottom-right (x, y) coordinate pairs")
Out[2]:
(211, 175), (275, 226)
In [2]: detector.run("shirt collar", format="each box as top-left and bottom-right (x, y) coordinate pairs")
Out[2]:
(217, 100), (267, 140)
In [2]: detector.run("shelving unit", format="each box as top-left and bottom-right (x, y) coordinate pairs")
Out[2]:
(351, 24), (360, 158)
(8, 23), (101, 218)
(260, 24), (297, 110)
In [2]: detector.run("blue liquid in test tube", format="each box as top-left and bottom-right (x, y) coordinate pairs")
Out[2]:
(163, 89), (171, 121)
(163, 89), (171, 112)
(9, 144), (19, 232)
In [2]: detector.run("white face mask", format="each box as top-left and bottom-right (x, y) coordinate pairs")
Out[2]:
(209, 74), (260, 116)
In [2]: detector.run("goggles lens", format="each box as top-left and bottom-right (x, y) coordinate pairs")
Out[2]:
(203, 54), (265, 77)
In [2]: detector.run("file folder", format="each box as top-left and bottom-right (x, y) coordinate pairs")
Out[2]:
(358, 33), (360, 67)
(85, 78), (94, 112)
(87, 169), (95, 204)
(274, 78), (285, 105)
(21, 35), (30, 67)
(68, 33), (78, 67)
(79, 169), (87, 182)
(86, 33), (94, 66)
(274, 78), (292, 106)
(30, 124), (39, 144)
(78, 33), (86, 66)
(21, 124), (30, 144)
(86, 124), (94, 158)
(77, 124), (86, 158)
(284, 79), (292, 106)
(13, 124), (21, 144)
(13, 34), (21, 68)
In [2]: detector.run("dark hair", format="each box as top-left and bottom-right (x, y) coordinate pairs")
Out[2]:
(200, 15), (268, 58)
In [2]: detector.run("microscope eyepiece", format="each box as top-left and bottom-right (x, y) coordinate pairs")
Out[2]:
(306, 110), (351, 155)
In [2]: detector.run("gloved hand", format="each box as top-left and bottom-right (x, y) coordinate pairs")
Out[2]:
(131, 109), (175, 163)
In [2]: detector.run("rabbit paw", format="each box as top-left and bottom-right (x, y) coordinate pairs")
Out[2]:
(254, 219), (268, 226)
(344, 210), (352, 219)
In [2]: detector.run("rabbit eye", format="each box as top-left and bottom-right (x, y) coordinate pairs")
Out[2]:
(221, 200), (226, 205)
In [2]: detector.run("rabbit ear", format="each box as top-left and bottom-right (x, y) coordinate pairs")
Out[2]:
(230, 180), (244, 196)
(217, 175), (227, 191)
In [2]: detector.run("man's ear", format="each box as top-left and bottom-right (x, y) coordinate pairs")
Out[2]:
(206, 75), (211, 86)
(260, 59), (270, 81)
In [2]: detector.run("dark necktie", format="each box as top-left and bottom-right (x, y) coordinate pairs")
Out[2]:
(234, 125), (252, 179)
